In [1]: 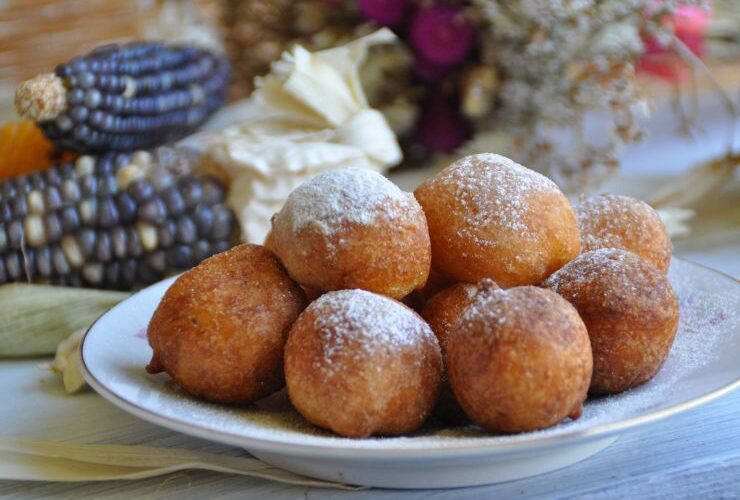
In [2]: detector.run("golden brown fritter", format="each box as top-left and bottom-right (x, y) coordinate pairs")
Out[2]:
(543, 248), (678, 394)
(415, 154), (580, 287)
(576, 194), (671, 274)
(271, 168), (431, 300)
(420, 282), (478, 424)
(147, 244), (307, 404)
(448, 281), (592, 433)
(284, 289), (443, 438)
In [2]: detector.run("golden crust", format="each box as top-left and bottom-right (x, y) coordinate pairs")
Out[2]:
(414, 154), (580, 287)
(272, 171), (431, 299)
(284, 290), (443, 438)
(421, 282), (478, 424)
(146, 244), (307, 404)
(404, 266), (453, 312)
(448, 283), (593, 433)
(576, 194), (671, 274)
(274, 212), (431, 299)
(543, 248), (678, 394)
(263, 229), (276, 253)
(421, 282), (477, 355)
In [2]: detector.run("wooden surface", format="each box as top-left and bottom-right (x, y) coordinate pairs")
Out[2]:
(0, 358), (737, 499)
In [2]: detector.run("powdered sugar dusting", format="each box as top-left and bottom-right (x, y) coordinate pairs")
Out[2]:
(459, 282), (517, 330)
(443, 154), (560, 240)
(136, 260), (738, 450)
(576, 193), (670, 269)
(544, 248), (649, 301)
(310, 289), (436, 376)
(279, 168), (416, 235)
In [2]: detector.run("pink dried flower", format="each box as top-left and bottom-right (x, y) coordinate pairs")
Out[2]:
(409, 6), (475, 67)
(640, 4), (710, 81)
(414, 95), (471, 153)
(356, 0), (409, 27)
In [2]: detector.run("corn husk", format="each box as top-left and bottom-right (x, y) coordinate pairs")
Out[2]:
(0, 285), (128, 357)
(647, 154), (739, 209)
(45, 329), (87, 393)
(656, 207), (695, 239)
(0, 438), (362, 489)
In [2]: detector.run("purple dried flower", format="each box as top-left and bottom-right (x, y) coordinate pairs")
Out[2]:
(409, 6), (474, 67)
(414, 95), (471, 153)
(356, 0), (408, 27)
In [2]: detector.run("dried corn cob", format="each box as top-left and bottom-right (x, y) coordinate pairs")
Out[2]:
(15, 42), (230, 153)
(0, 146), (238, 290)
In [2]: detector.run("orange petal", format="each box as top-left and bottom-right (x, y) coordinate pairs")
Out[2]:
(0, 120), (63, 181)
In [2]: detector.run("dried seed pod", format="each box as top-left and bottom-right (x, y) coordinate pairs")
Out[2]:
(15, 42), (230, 153)
(0, 146), (239, 290)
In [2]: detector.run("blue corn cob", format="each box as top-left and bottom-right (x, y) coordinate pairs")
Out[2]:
(0, 146), (238, 290)
(15, 42), (230, 153)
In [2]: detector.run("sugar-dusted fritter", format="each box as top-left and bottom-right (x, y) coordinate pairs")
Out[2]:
(543, 248), (678, 394)
(448, 280), (592, 433)
(421, 282), (478, 424)
(421, 282), (477, 355)
(284, 289), (443, 438)
(576, 193), (671, 274)
(414, 153), (580, 287)
(271, 168), (431, 299)
(146, 244), (307, 403)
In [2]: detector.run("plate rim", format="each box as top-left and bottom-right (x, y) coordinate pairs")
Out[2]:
(79, 257), (740, 459)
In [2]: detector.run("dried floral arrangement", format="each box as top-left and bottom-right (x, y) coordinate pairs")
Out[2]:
(216, 0), (737, 191)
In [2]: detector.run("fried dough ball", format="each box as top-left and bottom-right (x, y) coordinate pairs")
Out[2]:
(543, 248), (679, 394)
(263, 229), (276, 253)
(271, 168), (431, 299)
(422, 267), (452, 299)
(146, 244), (307, 404)
(414, 154), (580, 287)
(448, 281), (592, 433)
(577, 194), (671, 273)
(284, 289), (443, 438)
(421, 283), (477, 354)
(421, 283), (478, 424)
(401, 267), (452, 312)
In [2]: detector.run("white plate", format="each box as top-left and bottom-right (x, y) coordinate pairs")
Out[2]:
(80, 259), (740, 489)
